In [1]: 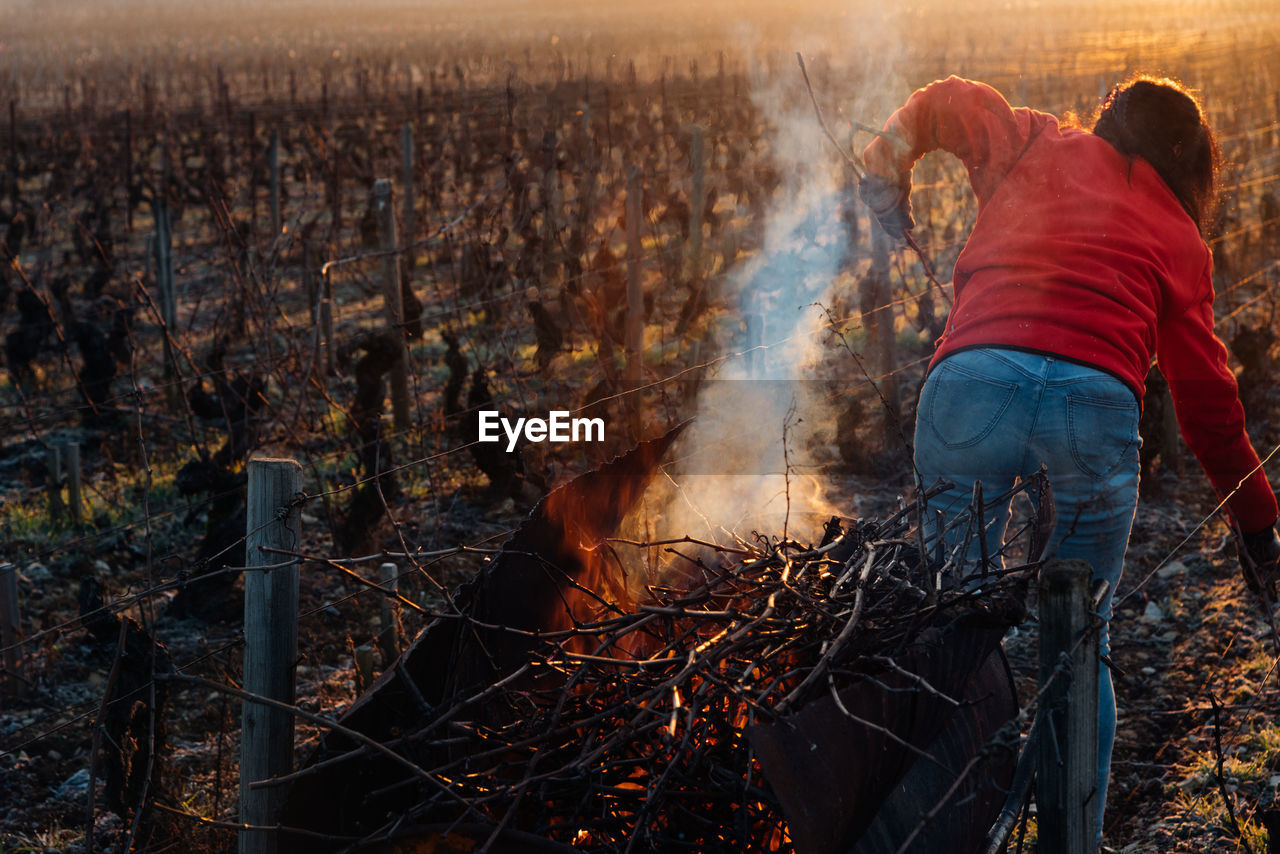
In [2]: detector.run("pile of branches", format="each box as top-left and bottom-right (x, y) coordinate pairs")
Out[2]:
(339, 476), (1051, 853)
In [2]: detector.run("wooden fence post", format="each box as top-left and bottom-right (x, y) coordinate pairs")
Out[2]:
(625, 166), (644, 439)
(64, 441), (82, 528)
(123, 108), (133, 234)
(153, 192), (181, 412)
(541, 130), (560, 279)
(325, 109), (340, 242)
(0, 562), (21, 697)
(268, 128), (280, 239)
(378, 562), (399, 666)
(320, 264), (335, 378)
(246, 111), (258, 232)
(303, 243), (318, 325)
(217, 65), (230, 130)
(686, 124), (706, 285)
(604, 85), (613, 156)
(46, 445), (64, 522)
(354, 644), (375, 695)
(154, 197), (176, 329)
(1037, 559), (1100, 854)
(7, 100), (16, 207)
(373, 179), (412, 434)
(401, 123), (415, 272)
(240, 458), (302, 854)
(303, 245), (332, 380)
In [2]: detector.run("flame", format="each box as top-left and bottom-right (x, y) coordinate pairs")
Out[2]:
(666, 686), (683, 738)
(532, 442), (684, 661)
(524, 434), (826, 853)
(538, 478), (641, 653)
(530, 418), (840, 669)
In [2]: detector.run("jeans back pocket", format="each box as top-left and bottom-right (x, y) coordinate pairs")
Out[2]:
(924, 362), (1019, 450)
(1066, 393), (1140, 478)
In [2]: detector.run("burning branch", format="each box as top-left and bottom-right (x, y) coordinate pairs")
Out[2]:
(273, 437), (1052, 853)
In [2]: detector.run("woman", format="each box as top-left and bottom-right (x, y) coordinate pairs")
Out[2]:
(859, 76), (1280, 839)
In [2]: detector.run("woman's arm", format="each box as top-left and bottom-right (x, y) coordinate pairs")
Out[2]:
(861, 76), (1054, 205)
(1158, 277), (1278, 533)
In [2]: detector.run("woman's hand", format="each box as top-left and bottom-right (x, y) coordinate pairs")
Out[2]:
(858, 172), (915, 241)
(1240, 525), (1280, 600)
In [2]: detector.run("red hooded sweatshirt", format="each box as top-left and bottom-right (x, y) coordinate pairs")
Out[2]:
(863, 75), (1277, 533)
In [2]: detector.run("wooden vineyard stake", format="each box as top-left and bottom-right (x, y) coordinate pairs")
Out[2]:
(152, 188), (181, 413)
(373, 179), (412, 434)
(326, 110), (340, 241)
(303, 242), (318, 325)
(240, 459), (303, 854)
(246, 111), (258, 232)
(7, 100), (16, 207)
(304, 244), (334, 379)
(625, 167), (644, 439)
(320, 263), (335, 379)
(154, 197), (176, 329)
(1037, 559), (1100, 854)
(268, 128), (280, 239)
(401, 123), (415, 272)
(687, 124), (706, 287)
(604, 86), (613, 156)
(217, 65), (230, 130)
(354, 645), (375, 695)
(45, 445), (64, 523)
(541, 130), (559, 280)
(378, 562), (399, 666)
(0, 562), (21, 697)
(123, 109), (133, 233)
(64, 441), (82, 528)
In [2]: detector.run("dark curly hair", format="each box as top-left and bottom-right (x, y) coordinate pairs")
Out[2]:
(1092, 76), (1220, 232)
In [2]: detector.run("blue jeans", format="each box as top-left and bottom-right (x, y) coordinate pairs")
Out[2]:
(913, 347), (1141, 837)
